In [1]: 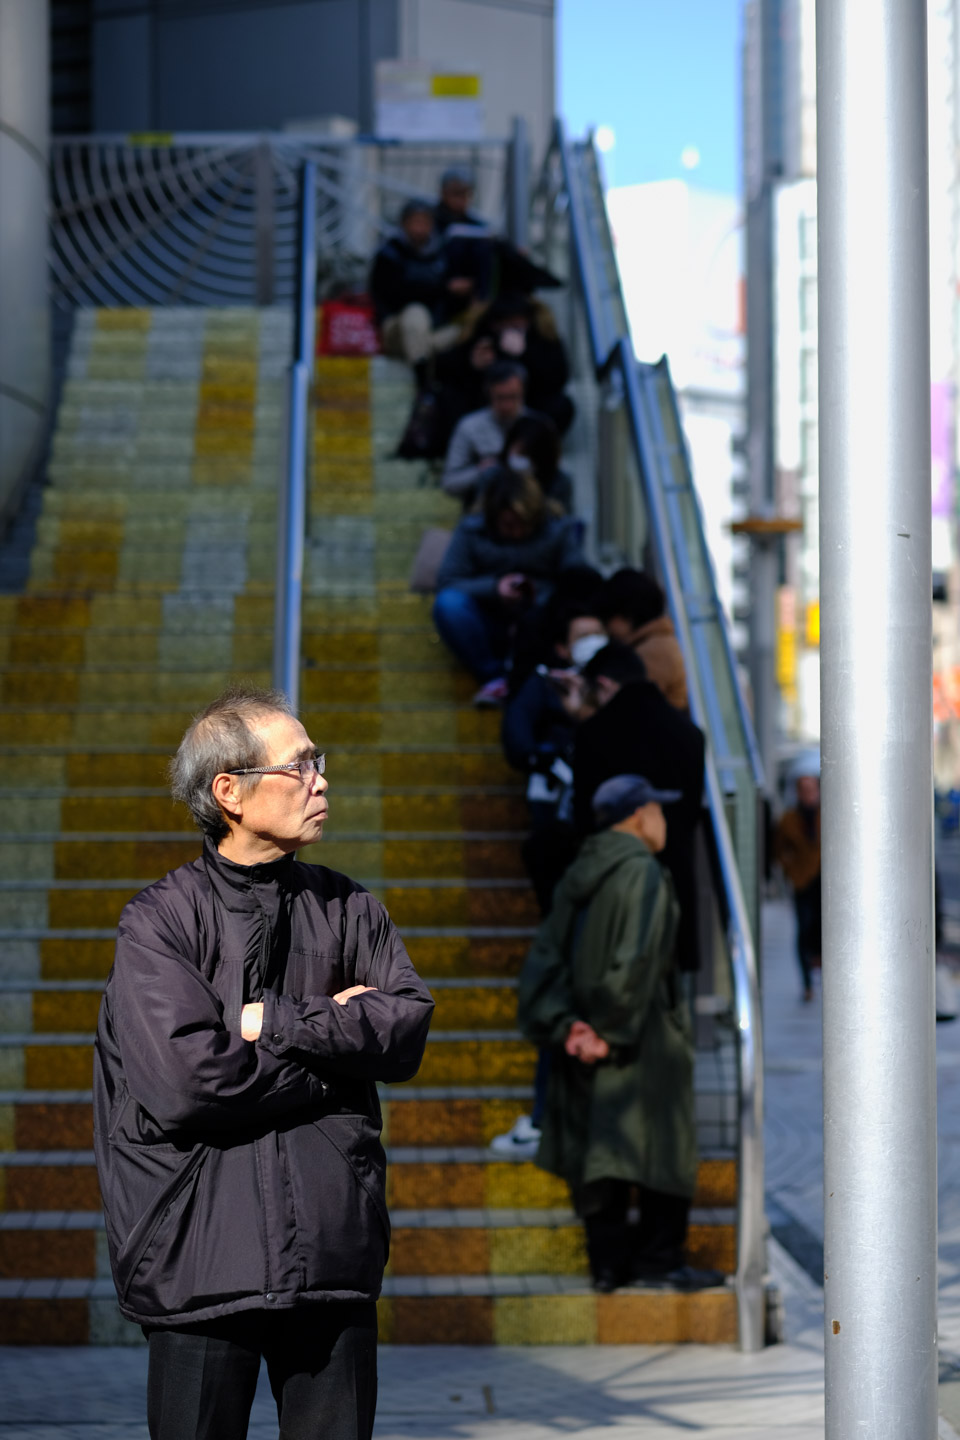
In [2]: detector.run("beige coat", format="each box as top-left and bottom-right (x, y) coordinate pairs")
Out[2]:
(633, 616), (688, 710)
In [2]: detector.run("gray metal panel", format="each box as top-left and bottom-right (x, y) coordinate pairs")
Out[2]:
(155, 3), (362, 133)
(91, 13), (153, 132)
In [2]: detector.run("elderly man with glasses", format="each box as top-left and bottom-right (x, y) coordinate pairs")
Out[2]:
(93, 687), (433, 1440)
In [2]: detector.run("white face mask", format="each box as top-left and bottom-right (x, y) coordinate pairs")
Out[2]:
(498, 326), (527, 356)
(570, 633), (608, 669)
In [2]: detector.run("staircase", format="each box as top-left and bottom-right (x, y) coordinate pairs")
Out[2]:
(0, 317), (740, 1344)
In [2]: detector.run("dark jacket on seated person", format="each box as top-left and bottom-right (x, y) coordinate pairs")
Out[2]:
(436, 299), (572, 426)
(436, 511), (585, 607)
(369, 231), (449, 324)
(573, 648), (705, 972)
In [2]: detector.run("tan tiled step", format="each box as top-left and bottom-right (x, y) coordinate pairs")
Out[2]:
(0, 1030), (538, 1091)
(0, 979), (526, 1036)
(0, 836), (527, 884)
(0, 669), (475, 709)
(387, 1209), (736, 1278)
(0, 876), (533, 931)
(0, 1207), (736, 1282)
(0, 750), (516, 789)
(0, 1280), (740, 1346)
(2, 932), (530, 982)
(0, 707), (501, 748)
(0, 794), (528, 836)
(0, 1146), (735, 1218)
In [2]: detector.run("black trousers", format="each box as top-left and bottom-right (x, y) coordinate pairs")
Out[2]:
(574, 1178), (691, 1277)
(144, 1303), (377, 1440)
(794, 876), (822, 991)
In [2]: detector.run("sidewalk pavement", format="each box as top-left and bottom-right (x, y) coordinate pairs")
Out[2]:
(7, 897), (960, 1438)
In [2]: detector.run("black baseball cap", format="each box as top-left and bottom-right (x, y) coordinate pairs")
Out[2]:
(591, 773), (682, 828)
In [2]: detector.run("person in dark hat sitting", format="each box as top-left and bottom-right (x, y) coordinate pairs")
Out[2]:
(518, 774), (715, 1293)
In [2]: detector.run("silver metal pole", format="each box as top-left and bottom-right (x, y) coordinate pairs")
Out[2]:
(273, 161), (316, 708)
(818, 3), (937, 1435)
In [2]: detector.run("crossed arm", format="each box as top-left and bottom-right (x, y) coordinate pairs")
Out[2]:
(109, 902), (433, 1134)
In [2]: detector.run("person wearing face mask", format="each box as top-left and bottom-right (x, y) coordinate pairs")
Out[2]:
(441, 362), (532, 504)
(499, 413), (574, 514)
(435, 294), (575, 436)
(432, 468), (585, 708)
(595, 568), (688, 711)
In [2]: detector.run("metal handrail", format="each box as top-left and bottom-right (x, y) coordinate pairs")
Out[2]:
(273, 161), (316, 707)
(621, 341), (766, 1353)
(552, 125), (767, 1350)
(649, 363), (765, 792)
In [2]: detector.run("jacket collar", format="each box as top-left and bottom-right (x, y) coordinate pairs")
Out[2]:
(202, 837), (297, 911)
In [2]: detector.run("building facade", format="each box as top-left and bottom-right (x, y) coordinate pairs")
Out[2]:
(61, 0), (554, 160)
(744, 0), (960, 779)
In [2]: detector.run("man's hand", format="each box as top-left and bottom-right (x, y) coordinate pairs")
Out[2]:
(549, 669), (589, 720)
(241, 1002), (264, 1041)
(564, 1020), (610, 1065)
(448, 276), (474, 296)
(332, 985), (378, 1006)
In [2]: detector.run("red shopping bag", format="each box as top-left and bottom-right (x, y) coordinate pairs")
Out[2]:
(317, 297), (380, 356)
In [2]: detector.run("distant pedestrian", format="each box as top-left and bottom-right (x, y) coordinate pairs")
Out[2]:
(774, 768), (822, 1002)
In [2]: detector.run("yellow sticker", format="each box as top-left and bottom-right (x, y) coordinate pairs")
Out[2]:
(431, 75), (482, 98)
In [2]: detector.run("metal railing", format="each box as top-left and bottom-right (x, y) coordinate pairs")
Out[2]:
(50, 133), (513, 309)
(47, 121), (765, 1342)
(539, 121), (767, 1350)
(273, 162), (316, 708)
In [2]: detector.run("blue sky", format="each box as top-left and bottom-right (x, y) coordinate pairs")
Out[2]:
(558, 0), (743, 195)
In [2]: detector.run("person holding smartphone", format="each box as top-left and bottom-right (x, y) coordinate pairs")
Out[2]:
(433, 467), (585, 707)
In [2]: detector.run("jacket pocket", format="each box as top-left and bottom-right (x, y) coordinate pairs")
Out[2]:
(285, 1113), (389, 1296)
(112, 1141), (207, 1303)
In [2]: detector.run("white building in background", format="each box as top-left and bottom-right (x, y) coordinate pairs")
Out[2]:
(747, 0), (960, 763)
(605, 181), (749, 651)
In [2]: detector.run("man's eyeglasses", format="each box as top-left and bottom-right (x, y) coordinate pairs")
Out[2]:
(228, 753), (325, 782)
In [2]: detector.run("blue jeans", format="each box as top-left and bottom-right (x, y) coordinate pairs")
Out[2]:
(433, 587), (508, 683)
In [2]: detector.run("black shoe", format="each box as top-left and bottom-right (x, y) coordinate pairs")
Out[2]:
(660, 1264), (727, 1291)
(591, 1266), (622, 1294)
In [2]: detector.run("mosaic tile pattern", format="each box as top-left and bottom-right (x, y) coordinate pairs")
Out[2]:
(0, 335), (742, 1346)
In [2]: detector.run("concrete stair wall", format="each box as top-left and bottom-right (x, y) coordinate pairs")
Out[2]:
(0, 314), (740, 1345)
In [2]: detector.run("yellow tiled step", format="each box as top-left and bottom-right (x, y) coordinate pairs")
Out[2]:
(0, 751), (517, 791)
(5, 932), (529, 983)
(0, 1286), (740, 1347)
(0, 838), (526, 885)
(0, 1034), (538, 1091)
(0, 1214), (736, 1283)
(0, 1147), (735, 1217)
(0, 881), (533, 932)
(0, 708), (501, 749)
(387, 1218), (736, 1278)
(0, 984), (523, 1037)
(0, 669), (476, 709)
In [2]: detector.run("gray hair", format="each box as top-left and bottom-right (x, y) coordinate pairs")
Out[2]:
(169, 686), (293, 842)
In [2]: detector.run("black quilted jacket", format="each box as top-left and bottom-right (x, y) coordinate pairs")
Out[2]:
(93, 841), (433, 1327)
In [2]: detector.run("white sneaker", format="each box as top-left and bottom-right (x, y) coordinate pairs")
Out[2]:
(473, 676), (508, 708)
(489, 1114), (542, 1157)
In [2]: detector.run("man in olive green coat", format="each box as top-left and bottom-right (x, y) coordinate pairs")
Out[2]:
(517, 774), (698, 1292)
